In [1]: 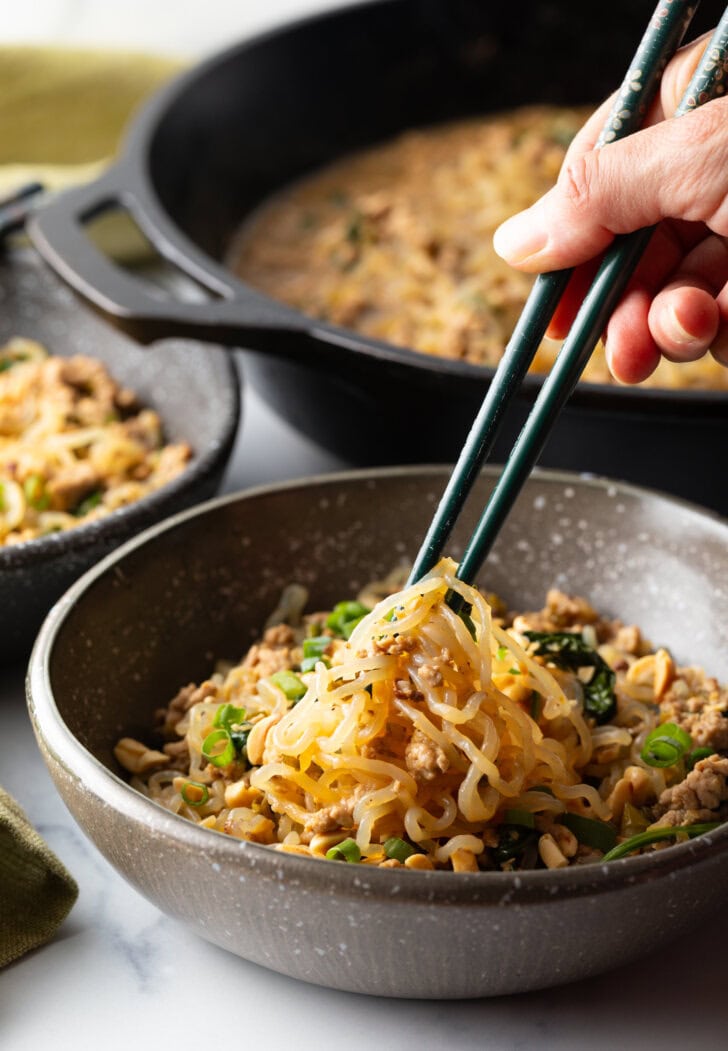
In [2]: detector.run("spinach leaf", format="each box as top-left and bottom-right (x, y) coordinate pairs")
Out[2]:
(524, 630), (616, 724)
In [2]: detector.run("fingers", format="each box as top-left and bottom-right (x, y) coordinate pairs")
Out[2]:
(649, 284), (720, 360)
(494, 98), (728, 273)
(604, 283), (661, 384)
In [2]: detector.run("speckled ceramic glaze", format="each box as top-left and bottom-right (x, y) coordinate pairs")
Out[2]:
(27, 468), (728, 998)
(0, 249), (240, 663)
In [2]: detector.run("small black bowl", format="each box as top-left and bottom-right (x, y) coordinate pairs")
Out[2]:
(0, 248), (240, 664)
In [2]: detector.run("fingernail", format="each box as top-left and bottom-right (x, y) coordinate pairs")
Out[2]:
(664, 305), (696, 345)
(493, 213), (547, 264)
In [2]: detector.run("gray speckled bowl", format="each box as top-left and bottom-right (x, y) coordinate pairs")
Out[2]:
(0, 249), (240, 663)
(27, 467), (728, 998)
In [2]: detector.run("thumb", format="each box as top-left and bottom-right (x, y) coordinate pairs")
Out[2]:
(492, 31), (727, 273)
(492, 98), (728, 272)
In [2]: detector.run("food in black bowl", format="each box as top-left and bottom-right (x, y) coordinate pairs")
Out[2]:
(0, 249), (239, 664)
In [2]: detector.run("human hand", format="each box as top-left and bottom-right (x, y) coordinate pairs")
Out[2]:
(492, 33), (728, 383)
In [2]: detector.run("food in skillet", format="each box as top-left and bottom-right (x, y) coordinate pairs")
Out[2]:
(233, 105), (728, 391)
(116, 559), (728, 871)
(0, 338), (191, 544)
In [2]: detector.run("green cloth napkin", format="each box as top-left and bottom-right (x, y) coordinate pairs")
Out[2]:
(0, 786), (78, 967)
(0, 46), (183, 195)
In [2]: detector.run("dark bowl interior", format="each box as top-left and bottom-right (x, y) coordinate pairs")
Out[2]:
(0, 248), (240, 664)
(28, 467), (728, 997)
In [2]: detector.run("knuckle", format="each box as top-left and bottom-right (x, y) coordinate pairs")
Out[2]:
(558, 152), (600, 214)
(666, 104), (728, 230)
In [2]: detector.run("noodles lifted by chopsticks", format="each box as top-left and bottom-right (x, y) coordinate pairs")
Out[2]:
(116, 555), (728, 872)
(251, 560), (601, 866)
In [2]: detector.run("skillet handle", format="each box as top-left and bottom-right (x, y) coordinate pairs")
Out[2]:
(28, 166), (304, 349)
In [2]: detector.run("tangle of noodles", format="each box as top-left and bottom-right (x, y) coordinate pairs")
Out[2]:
(118, 558), (728, 872)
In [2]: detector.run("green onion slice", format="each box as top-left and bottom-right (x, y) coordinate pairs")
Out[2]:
(301, 635), (332, 673)
(496, 645), (509, 662)
(300, 655), (331, 674)
(180, 781), (209, 807)
(326, 601), (370, 639)
(74, 488), (103, 517)
(640, 722), (692, 768)
(503, 808), (535, 829)
(270, 670), (307, 702)
(383, 836), (416, 862)
(213, 704), (246, 731)
(602, 822), (721, 862)
(202, 728), (235, 768)
(560, 812), (617, 853)
(325, 838), (361, 863)
(23, 474), (50, 511)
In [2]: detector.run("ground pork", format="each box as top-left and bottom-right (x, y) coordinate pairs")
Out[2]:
(304, 799), (356, 835)
(405, 728), (449, 781)
(45, 460), (100, 511)
(653, 755), (728, 827)
(512, 589), (646, 649)
(242, 623), (299, 679)
(660, 668), (728, 753)
(156, 679), (219, 736)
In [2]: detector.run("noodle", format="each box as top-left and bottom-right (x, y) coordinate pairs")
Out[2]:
(117, 559), (728, 871)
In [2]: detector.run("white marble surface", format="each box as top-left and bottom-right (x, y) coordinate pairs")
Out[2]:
(1, 2), (728, 1047)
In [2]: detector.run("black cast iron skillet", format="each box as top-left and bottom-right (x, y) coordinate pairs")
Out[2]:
(29, 0), (728, 511)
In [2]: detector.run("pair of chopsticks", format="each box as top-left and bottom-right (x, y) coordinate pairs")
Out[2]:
(410, 0), (728, 587)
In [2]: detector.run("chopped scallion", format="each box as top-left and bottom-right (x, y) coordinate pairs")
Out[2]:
(74, 488), (103, 517)
(383, 836), (416, 862)
(602, 822), (721, 861)
(270, 670), (307, 702)
(640, 722), (692, 768)
(325, 838), (361, 863)
(560, 812), (617, 853)
(496, 645), (509, 661)
(326, 600), (370, 639)
(213, 703), (246, 731)
(301, 635), (332, 673)
(180, 781), (209, 807)
(201, 728), (235, 768)
(212, 704), (249, 760)
(503, 809), (535, 829)
(23, 474), (50, 511)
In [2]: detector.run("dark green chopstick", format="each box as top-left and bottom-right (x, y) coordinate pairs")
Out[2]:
(456, 8), (728, 586)
(407, 0), (700, 586)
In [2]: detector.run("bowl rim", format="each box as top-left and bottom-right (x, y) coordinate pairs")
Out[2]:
(0, 339), (240, 570)
(27, 464), (728, 906)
